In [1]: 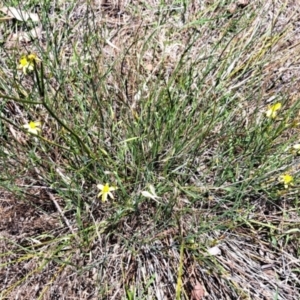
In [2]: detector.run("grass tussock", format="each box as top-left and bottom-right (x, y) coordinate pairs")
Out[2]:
(0, 0), (300, 299)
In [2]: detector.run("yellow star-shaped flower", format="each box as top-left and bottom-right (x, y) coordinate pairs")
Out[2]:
(18, 53), (41, 74)
(97, 183), (117, 202)
(23, 121), (42, 135)
(265, 103), (282, 119)
(278, 174), (294, 189)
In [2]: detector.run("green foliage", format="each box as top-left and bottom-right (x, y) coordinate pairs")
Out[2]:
(1, 0), (300, 298)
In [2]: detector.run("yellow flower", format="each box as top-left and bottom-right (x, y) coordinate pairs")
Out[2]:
(18, 53), (41, 74)
(265, 103), (282, 119)
(278, 174), (294, 189)
(97, 183), (117, 202)
(23, 121), (42, 135)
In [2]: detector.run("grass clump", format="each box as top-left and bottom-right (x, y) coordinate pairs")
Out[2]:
(1, 0), (300, 299)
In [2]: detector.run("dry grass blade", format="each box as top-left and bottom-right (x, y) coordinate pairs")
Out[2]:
(0, 6), (39, 22)
(191, 282), (205, 300)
